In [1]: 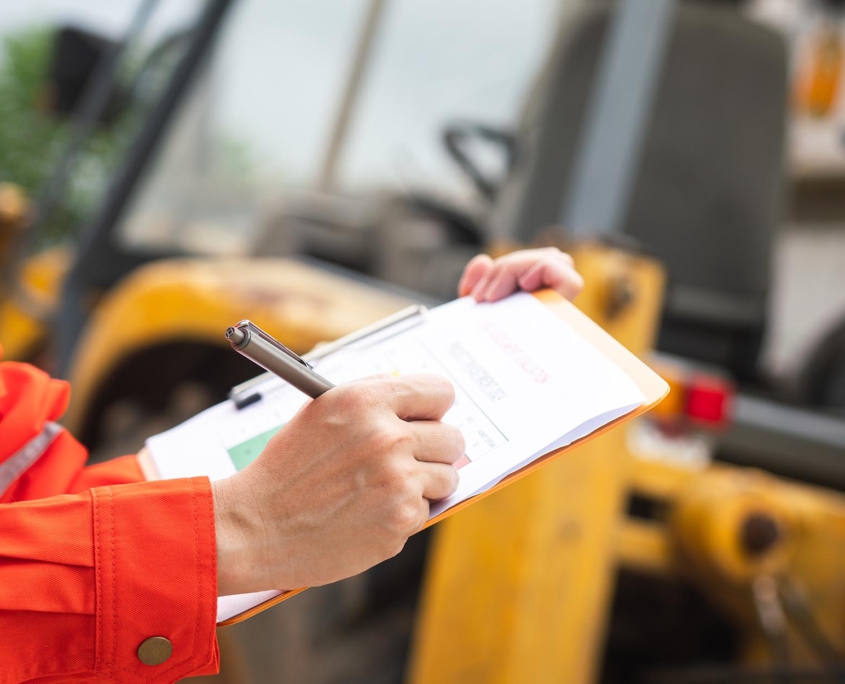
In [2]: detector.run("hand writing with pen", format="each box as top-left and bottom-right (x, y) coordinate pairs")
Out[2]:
(213, 248), (583, 595)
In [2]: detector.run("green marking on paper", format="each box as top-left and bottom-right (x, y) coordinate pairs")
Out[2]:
(227, 425), (285, 471)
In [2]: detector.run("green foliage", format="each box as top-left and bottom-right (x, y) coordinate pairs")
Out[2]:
(0, 27), (133, 247)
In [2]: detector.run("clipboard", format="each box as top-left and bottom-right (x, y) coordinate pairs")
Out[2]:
(141, 289), (668, 626)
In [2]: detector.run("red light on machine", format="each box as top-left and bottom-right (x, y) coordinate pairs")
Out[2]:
(685, 374), (733, 427)
(649, 357), (735, 430)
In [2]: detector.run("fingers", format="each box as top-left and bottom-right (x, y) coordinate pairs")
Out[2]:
(418, 461), (459, 501)
(409, 421), (466, 464)
(458, 254), (494, 297)
(465, 248), (582, 302)
(479, 262), (521, 302)
(380, 374), (456, 421)
(518, 256), (584, 301)
(471, 251), (538, 301)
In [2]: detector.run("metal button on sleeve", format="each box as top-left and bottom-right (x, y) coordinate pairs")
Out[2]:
(137, 636), (173, 666)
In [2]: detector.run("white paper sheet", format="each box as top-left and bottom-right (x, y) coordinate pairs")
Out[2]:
(145, 293), (645, 622)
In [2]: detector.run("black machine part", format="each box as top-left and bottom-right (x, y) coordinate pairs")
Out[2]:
(485, 2), (787, 382)
(44, 26), (126, 125)
(55, 0), (236, 376)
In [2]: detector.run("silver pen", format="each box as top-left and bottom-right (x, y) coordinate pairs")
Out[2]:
(226, 320), (335, 398)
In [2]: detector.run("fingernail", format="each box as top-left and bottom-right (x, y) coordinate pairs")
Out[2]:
(482, 281), (499, 302)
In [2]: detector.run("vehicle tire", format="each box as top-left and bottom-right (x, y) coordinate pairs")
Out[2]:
(77, 341), (256, 461)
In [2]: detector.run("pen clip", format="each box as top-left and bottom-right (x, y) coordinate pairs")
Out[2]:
(228, 304), (429, 407)
(235, 320), (314, 369)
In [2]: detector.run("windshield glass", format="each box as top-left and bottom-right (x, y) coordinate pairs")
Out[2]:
(115, 0), (562, 256)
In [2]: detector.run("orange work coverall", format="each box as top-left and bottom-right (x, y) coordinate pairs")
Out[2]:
(0, 351), (220, 683)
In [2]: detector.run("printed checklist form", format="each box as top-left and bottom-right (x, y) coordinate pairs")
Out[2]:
(145, 291), (664, 623)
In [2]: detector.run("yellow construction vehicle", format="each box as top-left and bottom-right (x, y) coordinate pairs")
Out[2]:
(3, 1), (845, 683)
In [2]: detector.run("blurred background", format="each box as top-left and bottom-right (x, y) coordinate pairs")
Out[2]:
(4, 0), (845, 682)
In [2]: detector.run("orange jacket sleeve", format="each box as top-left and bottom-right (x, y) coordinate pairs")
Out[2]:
(0, 357), (220, 683)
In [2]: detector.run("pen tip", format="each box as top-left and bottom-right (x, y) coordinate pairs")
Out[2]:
(226, 327), (246, 345)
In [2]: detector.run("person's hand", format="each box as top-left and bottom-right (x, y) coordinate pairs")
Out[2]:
(212, 374), (464, 595)
(458, 247), (584, 302)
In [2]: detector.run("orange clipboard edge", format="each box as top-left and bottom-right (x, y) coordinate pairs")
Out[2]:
(212, 289), (669, 626)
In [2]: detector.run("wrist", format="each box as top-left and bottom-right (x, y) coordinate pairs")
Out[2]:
(212, 476), (259, 595)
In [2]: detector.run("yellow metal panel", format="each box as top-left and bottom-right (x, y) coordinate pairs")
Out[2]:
(615, 519), (674, 576)
(568, 242), (665, 355)
(0, 247), (70, 360)
(627, 455), (698, 500)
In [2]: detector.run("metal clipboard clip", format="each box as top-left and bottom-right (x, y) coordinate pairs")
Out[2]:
(228, 304), (428, 409)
